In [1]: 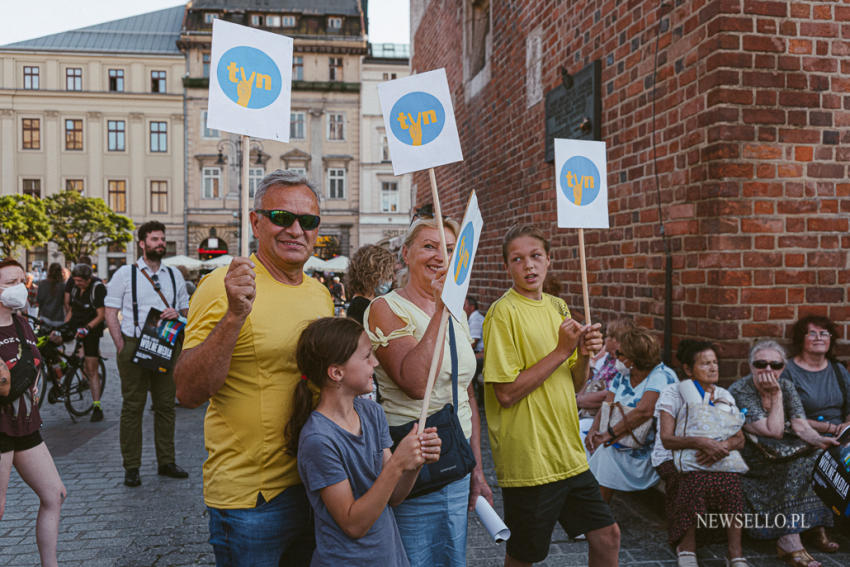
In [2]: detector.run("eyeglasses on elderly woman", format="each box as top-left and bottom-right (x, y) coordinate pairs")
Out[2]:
(751, 360), (784, 370)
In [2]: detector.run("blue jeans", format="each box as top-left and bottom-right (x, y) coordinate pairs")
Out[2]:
(207, 486), (314, 567)
(393, 474), (470, 567)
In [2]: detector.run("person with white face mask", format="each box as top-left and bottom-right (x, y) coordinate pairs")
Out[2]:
(585, 327), (678, 503)
(0, 258), (66, 567)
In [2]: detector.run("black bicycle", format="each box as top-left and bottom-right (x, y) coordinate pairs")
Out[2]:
(27, 316), (108, 419)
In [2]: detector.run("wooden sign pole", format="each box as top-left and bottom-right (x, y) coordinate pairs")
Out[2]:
(418, 167), (450, 431)
(577, 228), (591, 325)
(241, 135), (250, 257)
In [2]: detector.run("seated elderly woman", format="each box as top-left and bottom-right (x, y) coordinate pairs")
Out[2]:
(655, 340), (749, 567)
(729, 340), (838, 567)
(585, 327), (677, 502)
(578, 318), (635, 445)
(780, 314), (850, 554)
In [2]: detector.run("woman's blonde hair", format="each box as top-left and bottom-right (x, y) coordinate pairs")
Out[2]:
(402, 217), (460, 258)
(619, 327), (661, 371)
(346, 245), (396, 296)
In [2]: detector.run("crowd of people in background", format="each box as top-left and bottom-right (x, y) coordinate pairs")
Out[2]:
(1, 169), (849, 567)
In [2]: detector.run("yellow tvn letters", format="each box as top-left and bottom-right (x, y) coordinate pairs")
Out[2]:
(565, 171), (594, 206)
(454, 236), (470, 281)
(226, 61), (272, 107)
(396, 110), (438, 146)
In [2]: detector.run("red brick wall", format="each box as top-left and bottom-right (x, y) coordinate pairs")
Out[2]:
(411, 0), (850, 378)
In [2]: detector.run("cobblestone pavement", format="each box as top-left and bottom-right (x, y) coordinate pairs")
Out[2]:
(1, 337), (849, 565)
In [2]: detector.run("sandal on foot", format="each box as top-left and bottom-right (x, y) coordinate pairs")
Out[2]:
(777, 545), (820, 567)
(804, 527), (839, 553)
(725, 558), (750, 567)
(677, 550), (698, 567)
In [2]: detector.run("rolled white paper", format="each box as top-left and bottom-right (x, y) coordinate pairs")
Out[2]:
(474, 495), (511, 543)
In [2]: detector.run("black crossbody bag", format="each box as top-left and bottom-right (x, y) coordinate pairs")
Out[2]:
(388, 318), (477, 499)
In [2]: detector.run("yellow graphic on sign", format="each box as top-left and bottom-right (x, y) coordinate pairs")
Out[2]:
(397, 110), (437, 146)
(454, 234), (470, 282)
(564, 170), (595, 206)
(226, 62), (273, 107)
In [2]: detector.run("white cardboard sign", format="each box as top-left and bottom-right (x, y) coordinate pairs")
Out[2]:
(207, 20), (293, 141)
(378, 69), (463, 175)
(441, 192), (483, 322)
(554, 139), (610, 229)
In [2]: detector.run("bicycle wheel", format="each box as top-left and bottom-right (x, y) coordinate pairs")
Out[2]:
(63, 365), (94, 416)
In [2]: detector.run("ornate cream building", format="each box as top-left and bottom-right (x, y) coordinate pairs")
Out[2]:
(0, 6), (186, 277)
(180, 0), (367, 259)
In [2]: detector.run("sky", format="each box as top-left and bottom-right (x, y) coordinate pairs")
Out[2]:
(0, 0), (409, 45)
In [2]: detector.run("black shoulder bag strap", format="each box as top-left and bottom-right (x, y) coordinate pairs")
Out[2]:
(832, 361), (849, 419)
(448, 317), (459, 411)
(167, 267), (177, 307)
(131, 265), (139, 338)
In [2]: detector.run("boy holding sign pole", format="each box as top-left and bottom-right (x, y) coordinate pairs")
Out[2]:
(482, 225), (618, 566)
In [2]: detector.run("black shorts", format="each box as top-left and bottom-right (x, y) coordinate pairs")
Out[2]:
(502, 470), (617, 563)
(0, 430), (43, 453)
(80, 329), (102, 357)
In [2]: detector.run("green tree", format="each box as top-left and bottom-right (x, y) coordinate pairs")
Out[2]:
(44, 192), (134, 263)
(0, 194), (51, 258)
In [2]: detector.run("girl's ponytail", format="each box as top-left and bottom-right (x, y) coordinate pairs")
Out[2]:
(285, 317), (366, 455)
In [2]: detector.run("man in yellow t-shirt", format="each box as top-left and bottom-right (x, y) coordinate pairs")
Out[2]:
(175, 171), (332, 567)
(483, 224), (620, 567)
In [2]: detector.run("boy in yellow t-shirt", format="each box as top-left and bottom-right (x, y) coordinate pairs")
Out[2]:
(483, 224), (620, 567)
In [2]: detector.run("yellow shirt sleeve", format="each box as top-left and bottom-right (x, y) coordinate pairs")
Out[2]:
(483, 305), (523, 384)
(184, 267), (227, 350)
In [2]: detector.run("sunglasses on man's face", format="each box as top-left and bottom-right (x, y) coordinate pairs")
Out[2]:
(752, 360), (784, 370)
(255, 209), (321, 230)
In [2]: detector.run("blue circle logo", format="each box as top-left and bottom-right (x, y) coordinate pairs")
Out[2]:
(217, 46), (282, 109)
(559, 156), (601, 206)
(389, 92), (445, 146)
(453, 223), (474, 285)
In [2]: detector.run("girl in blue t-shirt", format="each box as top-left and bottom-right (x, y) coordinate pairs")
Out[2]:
(286, 317), (441, 566)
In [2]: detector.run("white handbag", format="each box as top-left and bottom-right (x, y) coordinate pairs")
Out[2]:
(598, 401), (654, 449)
(672, 381), (748, 474)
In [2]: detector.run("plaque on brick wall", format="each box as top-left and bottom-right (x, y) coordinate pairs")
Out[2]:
(544, 60), (601, 162)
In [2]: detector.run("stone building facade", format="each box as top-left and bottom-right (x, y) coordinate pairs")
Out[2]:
(410, 0), (850, 375)
(0, 7), (186, 277)
(180, 0), (367, 260)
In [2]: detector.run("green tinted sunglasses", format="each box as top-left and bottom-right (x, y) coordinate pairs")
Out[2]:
(255, 209), (321, 230)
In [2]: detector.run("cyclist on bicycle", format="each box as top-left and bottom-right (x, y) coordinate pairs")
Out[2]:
(64, 263), (106, 422)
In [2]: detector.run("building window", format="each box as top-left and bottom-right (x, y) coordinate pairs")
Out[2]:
(290, 167), (307, 176)
(328, 168), (345, 199)
(23, 66), (39, 89)
(381, 135), (389, 161)
(65, 119), (83, 150)
(22, 179), (41, 198)
(202, 167), (221, 199)
(204, 12), (218, 24)
(22, 118), (40, 150)
(151, 70), (166, 93)
(203, 53), (211, 78)
(248, 168), (264, 198)
(150, 181), (168, 213)
(150, 121), (167, 152)
(65, 179), (84, 193)
(108, 180), (126, 212)
(251, 14), (264, 26)
(382, 72), (398, 80)
(66, 67), (82, 91)
(282, 15), (296, 27)
(290, 112), (305, 140)
(328, 17), (342, 29)
(107, 120), (126, 151)
(327, 112), (344, 141)
(108, 69), (124, 92)
(329, 57), (343, 81)
(467, 0), (491, 79)
(381, 181), (399, 212)
(266, 15), (281, 27)
(293, 56), (303, 81)
(202, 111), (219, 138)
